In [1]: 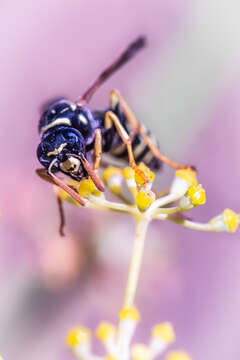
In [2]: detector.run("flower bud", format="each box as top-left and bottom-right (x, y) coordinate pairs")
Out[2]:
(170, 169), (197, 197)
(150, 323), (175, 358)
(131, 344), (151, 360)
(136, 190), (155, 211)
(210, 208), (239, 233)
(134, 163), (155, 185)
(104, 356), (118, 360)
(103, 167), (123, 195)
(96, 322), (116, 344)
(66, 327), (91, 348)
(78, 179), (101, 198)
(119, 307), (140, 322)
(187, 184), (206, 206)
(152, 323), (175, 344)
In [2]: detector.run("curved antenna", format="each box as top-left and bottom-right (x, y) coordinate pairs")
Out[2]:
(77, 36), (146, 104)
(67, 154), (105, 192)
(48, 159), (86, 206)
(80, 155), (105, 191)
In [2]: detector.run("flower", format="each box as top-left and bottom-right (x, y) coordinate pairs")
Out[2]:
(210, 208), (239, 233)
(152, 323), (175, 344)
(66, 327), (91, 348)
(103, 167), (123, 195)
(170, 168), (197, 197)
(78, 179), (101, 198)
(136, 190), (155, 211)
(131, 344), (151, 360)
(187, 184), (206, 206)
(66, 306), (183, 360)
(180, 184), (206, 210)
(134, 162), (155, 185)
(96, 322), (116, 344)
(66, 327), (92, 359)
(59, 162), (238, 360)
(166, 351), (192, 360)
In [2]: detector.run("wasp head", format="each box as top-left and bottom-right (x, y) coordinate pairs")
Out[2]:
(37, 126), (87, 181)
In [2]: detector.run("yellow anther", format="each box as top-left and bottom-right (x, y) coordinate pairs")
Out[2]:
(66, 327), (91, 348)
(55, 181), (81, 203)
(175, 168), (197, 186)
(134, 162), (155, 185)
(67, 180), (80, 189)
(78, 179), (100, 198)
(119, 306), (140, 322)
(103, 167), (122, 182)
(96, 322), (116, 343)
(58, 189), (69, 201)
(223, 208), (239, 232)
(166, 351), (191, 360)
(152, 323), (175, 344)
(131, 344), (151, 360)
(122, 167), (135, 179)
(136, 190), (155, 211)
(187, 184), (206, 206)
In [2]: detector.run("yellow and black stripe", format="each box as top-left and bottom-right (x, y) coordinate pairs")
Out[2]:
(110, 124), (162, 170)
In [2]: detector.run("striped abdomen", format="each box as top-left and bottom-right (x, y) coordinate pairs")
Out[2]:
(110, 122), (162, 171)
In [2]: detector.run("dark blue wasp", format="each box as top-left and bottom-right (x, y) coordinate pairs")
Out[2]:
(37, 37), (189, 234)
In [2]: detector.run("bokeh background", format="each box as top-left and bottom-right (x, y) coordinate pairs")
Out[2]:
(0, 1), (240, 359)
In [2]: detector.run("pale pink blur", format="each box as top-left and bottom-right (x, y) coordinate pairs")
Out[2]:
(0, 1), (240, 360)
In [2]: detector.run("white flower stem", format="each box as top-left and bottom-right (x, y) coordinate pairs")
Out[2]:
(145, 193), (180, 219)
(123, 217), (149, 308)
(116, 217), (149, 359)
(154, 206), (181, 215)
(157, 214), (218, 231)
(87, 196), (136, 215)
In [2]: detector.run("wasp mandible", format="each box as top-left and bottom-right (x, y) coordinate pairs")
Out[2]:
(37, 36), (190, 234)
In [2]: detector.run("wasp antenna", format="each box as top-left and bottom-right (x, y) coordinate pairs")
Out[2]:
(48, 159), (86, 206)
(77, 36), (147, 104)
(80, 156), (105, 192)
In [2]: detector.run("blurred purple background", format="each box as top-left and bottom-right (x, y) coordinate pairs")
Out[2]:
(0, 1), (240, 359)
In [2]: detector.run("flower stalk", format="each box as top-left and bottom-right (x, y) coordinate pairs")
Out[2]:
(123, 218), (149, 309)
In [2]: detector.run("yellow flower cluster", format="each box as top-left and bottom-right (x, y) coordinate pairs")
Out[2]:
(59, 162), (238, 360)
(103, 163), (156, 211)
(66, 306), (191, 360)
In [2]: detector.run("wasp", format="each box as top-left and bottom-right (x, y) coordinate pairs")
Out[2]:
(37, 36), (190, 235)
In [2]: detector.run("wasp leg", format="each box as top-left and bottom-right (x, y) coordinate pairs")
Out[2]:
(56, 193), (66, 236)
(105, 111), (137, 168)
(93, 129), (102, 171)
(104, 111), (147, 182)
(36, 168), (67, 236)
(109, 90), (195, 171)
